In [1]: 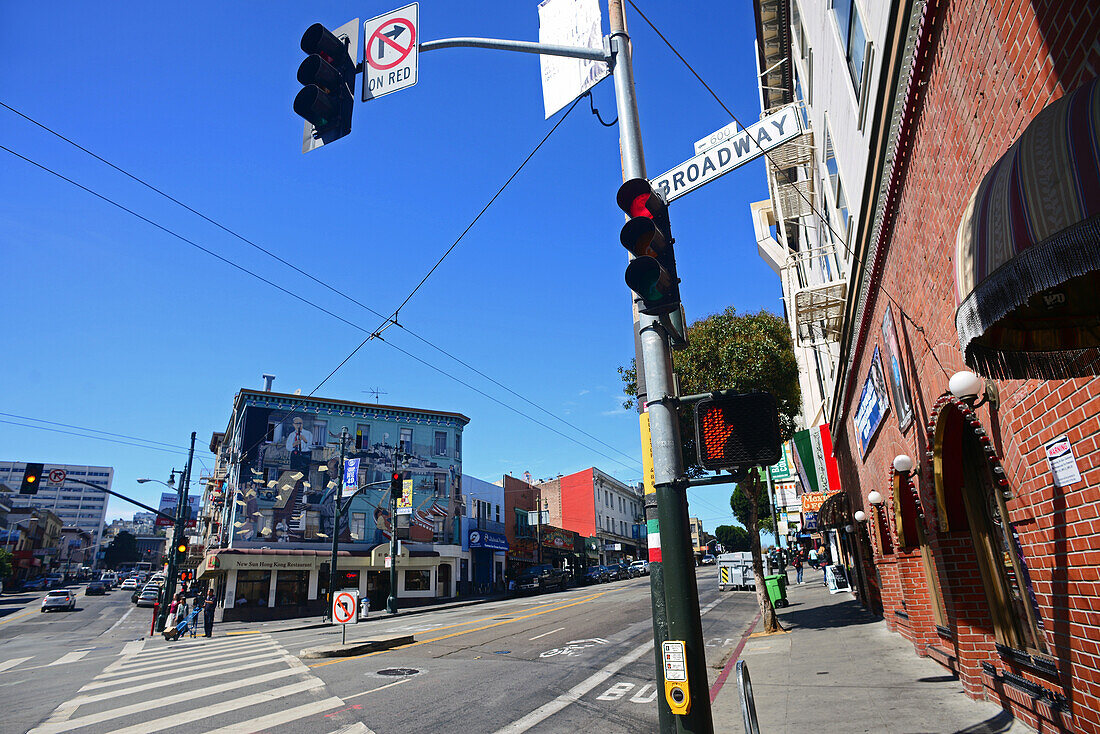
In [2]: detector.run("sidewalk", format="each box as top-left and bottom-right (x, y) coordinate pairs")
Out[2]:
(710, 570), (1036, 733)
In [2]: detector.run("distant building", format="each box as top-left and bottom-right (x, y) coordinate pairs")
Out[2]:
(536, 468), (644, 565)
(197, 382), (469, 621)
(0, 462), (111, 564)
(1, 507), (62, 582)
(457, 475), (508, 595)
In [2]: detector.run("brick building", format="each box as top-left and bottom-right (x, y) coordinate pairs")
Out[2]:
(794, 0), (1100, 731)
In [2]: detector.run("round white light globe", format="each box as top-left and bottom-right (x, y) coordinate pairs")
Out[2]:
(949, 370), (982, 400)
(893, 454), (913, 473)
(854, 510), (867, 522)
(867, 490), (884, 505)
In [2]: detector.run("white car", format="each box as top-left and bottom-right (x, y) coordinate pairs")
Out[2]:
(629, 560), (650, 576)
(42, 589), (77, 612)
(120, 578), (138, 590)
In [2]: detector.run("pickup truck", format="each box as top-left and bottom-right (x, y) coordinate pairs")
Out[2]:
(516, 564), (570, 593)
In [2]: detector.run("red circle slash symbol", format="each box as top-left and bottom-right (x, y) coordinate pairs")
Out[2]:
(368, 18), (415, 71)
(333, 592), (356, 623)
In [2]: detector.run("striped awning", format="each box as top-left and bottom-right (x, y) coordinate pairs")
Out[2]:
(955, 76), (1100, 378)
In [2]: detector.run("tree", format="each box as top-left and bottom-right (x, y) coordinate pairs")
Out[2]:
(620, 307), (800, 633)
(103, 530), (140, 570)
(731, 483), (774, 533)
(0, 548), (12, 582)
(714, 525), (750, 553)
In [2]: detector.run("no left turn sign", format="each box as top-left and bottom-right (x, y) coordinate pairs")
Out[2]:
(363, 3), (419, 101)
(332, 590), (359, 625)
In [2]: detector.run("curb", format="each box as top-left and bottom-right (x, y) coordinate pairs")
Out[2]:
(300, 633), (414, 658)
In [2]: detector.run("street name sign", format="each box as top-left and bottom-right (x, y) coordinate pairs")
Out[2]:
(363, 3), (419, 101)
(651, 105), (803, 203)
(332, 589), (359, 624)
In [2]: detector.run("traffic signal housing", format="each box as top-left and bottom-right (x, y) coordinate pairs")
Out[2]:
(20, 463), (44, 494)
(694, 392), (782, 472)
(618, 178), (681, 316)
(175, 538), (190, 564)
(390, 472), (402, 498)
(294, 21), (359, 150)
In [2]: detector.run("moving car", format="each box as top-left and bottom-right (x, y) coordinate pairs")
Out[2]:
(85, 581), (109, 595)
(700, 554), (717, 565)
(41, 589), (77, 612)
(120, 578), (138, 591)
(100, 572), (118, 587)
(23, 577), (49, 591)
(135, 587), (160, 608)
(629, 560), (649, 576)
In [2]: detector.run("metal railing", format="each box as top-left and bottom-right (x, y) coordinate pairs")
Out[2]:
(737, 660), (760, 734)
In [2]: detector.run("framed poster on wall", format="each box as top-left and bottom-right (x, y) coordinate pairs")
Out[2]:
(881, 305), (914, 430)
(853, 347), (891, 459)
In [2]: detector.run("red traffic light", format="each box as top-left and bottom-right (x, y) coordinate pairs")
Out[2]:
(617, 179), (680, 316)
(694, 392), (782, 471)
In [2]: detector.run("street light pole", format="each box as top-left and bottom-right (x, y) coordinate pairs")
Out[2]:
(327, 427), (349, 621)
(386, 443), (405, 615)
(157, 432), (196, 632)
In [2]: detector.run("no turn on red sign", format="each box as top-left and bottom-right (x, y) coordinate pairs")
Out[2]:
(332, 590), (359, 625)
(363, 3), (418, 102)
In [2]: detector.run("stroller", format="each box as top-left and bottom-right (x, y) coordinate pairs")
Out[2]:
(163, 607), (201, 641)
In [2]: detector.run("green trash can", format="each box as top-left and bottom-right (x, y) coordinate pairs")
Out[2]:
(765, 574), (789, 608)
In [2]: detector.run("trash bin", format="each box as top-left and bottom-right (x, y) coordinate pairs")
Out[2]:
(764, 574), (789, 608)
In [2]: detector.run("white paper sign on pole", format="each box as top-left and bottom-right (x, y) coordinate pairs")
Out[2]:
(538, 0), (609, 118)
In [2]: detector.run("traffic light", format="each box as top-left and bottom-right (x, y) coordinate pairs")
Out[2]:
(390, 471), (402, 498)
(175, 538), (190, 564)
(694, 392), (782, 472)
(20, 463), (44, 495)
(294, 21), (359, 150)
(617, 178), (681, 316)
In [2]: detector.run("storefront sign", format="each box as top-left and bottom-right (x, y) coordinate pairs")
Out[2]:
(774, 481), (799, 509)
(1043, 434), (1082, 487)
(800, 492), (833, 513)
(768, 442), (795, 481)
(541, 529), (574, 550)
(803, 512), (819, 530)
(468, 529), (509, 551)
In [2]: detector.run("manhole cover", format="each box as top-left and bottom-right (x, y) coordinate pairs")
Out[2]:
(377, 668), (420, 676)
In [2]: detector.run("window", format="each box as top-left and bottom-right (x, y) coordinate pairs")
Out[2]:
(274, 570), (308, 606)
(455, 433), (461, 459)
(822, 125), (850, 245)
(404, 569), (431, 591)
(434, 431), (448, 456)
(434, 473), (447, 497)
(399, 428), (413, 452)
(235, 570), (271, 607)
(355, 424), (369, 450)
(831, 0), (869, 98)
(351, 512), (366, 540)
(495, 504), (500, 523)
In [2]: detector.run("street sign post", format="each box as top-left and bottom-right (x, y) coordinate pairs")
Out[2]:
(651, 104), (803, 203)
(332, 589), (359, 643)
(363, 3), (419, 101)
(48, 468), (66, 485)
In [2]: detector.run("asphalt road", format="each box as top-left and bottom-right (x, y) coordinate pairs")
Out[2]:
(0, 568), (761, 734)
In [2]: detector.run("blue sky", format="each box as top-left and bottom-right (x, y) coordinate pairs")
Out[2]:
(0, 1), (781, 532)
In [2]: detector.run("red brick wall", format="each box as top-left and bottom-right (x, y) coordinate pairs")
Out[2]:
(831, 0), (1100, 730)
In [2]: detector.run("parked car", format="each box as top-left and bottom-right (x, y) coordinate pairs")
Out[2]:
(610, 562), (631, 580)
(23, 577), (49, 591)
(700, 554), (717, 565)
(85, 581), (109, 595)
(516, 564), (570, 593)
(583, 566), (607, 584)
(132, 582), (160, 604)
(629, 560), (649, 576)
(41, 589), (77, 612)
(135, 587), (160, 608)
(120, 578), (138, 591)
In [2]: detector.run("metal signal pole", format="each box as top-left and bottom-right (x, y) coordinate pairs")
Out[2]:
(327, 427), (349, 620)
(608, 1), (713, 730)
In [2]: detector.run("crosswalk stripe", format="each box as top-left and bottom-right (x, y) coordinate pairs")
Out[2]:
(71, 653), (298, 703)
(196, 695), (345, 734)
(48, 650), (90, 665)
(107, 677), (326, 734)
(100, 639), (277, 675)
(0, 656), (32, 673)
(29, 665), (306, 734)
(82, 649), (287, 691)
(124, 634), (272, 658)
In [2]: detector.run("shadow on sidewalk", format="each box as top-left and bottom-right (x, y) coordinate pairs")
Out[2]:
(775, 593), (881, 631)
(953, 708), (1017, 733)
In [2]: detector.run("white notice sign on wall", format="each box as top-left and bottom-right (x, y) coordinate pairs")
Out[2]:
(1043, 433), (1082, 487)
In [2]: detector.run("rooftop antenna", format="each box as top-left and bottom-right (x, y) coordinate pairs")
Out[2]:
(362, 387), (388, 404)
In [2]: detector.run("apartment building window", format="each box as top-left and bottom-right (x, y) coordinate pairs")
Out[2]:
(822, 126), (850, 244)
(355, 424), (369, 450)
(351, 512), (366, 540)
(399, 428), (413, 451)
(433, 431), (447, 456)
(455, 433), (461, 459)
(831, 0), (869, 98)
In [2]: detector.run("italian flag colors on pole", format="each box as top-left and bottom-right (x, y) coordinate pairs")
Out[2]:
(791, 423), (843, 494)
(647, 519), (661, 563)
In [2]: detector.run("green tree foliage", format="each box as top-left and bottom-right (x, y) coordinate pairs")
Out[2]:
(0, 548), (12, 581)
(103, 530), (140, 570)
(619, 307), (800, 474)
(714, 525), (750, 552)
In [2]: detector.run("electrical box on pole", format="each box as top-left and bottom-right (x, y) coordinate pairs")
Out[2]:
(295, 19), (360, 153)
(617, 178), (681, 316)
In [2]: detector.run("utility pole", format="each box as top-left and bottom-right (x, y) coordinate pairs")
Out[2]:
(608, 1), (712, 729)
(386, 443), (404, 614)
(327, 427), (350, 619)
(157, 432), (196, 632)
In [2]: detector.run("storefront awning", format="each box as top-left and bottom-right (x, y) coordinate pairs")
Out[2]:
(816, 491), (851, 529)
(955, 77), (1100, 379)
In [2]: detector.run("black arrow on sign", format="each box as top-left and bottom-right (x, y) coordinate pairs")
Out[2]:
(377, 25), (406, 58)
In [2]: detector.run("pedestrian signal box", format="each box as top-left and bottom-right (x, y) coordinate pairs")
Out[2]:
(694, 392), (782, 472)
(662, 640), (691, 715)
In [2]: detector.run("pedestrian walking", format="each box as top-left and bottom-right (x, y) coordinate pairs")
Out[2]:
(203, 589), (216, 638)
(177, 595), (191, 636)
(793, 553), (804, 584)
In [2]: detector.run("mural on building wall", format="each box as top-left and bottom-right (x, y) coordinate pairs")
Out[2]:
(230, 405), (460, 546)
(881, 305), (913, 429)
(853, 347), (891, 460)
